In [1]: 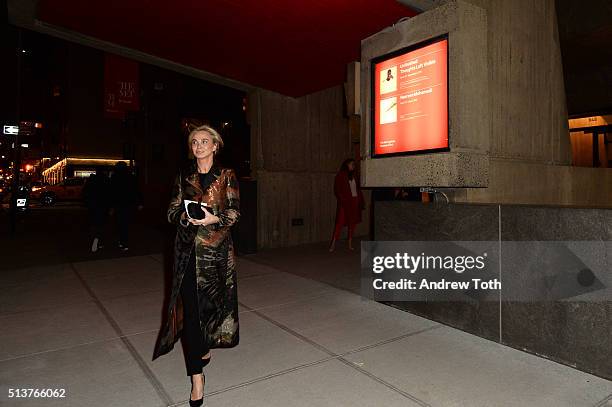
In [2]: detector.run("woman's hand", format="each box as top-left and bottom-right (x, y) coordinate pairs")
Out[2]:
(188, 207), (219, 226)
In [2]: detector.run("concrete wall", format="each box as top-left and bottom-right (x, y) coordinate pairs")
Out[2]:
(457, 160), (612, 206)
(466, 0), (570, 164)
(451, 0), (596, 206)
(248, 86), (370, 249)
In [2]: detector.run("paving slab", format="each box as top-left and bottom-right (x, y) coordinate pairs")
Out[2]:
(201, 359), (421, 407)
(129, 310), (330, 403)
(236, 257), (280, 280)
(73, 256), (164, 299)
(237, 270), (338, 310)
(0, 263), (73, 286)
(255, 288), (439, 354)
(0, 268), (91, 315)
(0, 301), (117, 361)
(101, 289), (165, 336)
(343, 325), (612, 407)
(0, 338), (164, 407)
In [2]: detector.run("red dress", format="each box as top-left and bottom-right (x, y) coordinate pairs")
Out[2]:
(333, 170), (364, 238)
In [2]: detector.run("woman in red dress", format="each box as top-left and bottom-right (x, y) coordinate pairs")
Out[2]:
(329, 158), (365, 252)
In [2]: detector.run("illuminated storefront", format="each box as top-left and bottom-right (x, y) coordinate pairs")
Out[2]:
(41, 157), (131, 185)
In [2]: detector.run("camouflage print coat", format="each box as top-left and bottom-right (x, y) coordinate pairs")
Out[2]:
(153, 163), (240, 360)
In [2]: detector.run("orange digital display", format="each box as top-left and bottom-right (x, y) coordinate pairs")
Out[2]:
(371, 36), (448, 156)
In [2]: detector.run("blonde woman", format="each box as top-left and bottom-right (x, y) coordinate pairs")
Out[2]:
(153, 125), (240, 406)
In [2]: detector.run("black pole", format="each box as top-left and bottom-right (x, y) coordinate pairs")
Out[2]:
(9, 28), (22, 235)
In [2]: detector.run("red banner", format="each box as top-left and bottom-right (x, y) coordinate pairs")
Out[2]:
(104, 54), (140, 119)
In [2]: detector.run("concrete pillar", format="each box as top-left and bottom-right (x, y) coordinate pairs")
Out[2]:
(362, 0), (612, 206)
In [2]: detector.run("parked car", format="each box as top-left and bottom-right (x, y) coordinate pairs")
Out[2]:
(31, 177), (86, 205)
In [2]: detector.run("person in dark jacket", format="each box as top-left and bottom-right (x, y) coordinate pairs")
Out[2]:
(110, 161), (142, 251)
(83, 167), (111, 253)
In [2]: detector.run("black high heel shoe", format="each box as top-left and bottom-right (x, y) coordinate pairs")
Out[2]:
(189, 375), (204, 407)
(189, 397), (203, 407)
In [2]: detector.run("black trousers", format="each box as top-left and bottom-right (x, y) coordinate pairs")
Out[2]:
(115, 206), (130, 246)
(88, 206), (107, 240)
(180, 250), (210, 376)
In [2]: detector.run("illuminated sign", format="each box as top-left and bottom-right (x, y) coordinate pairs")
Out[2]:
(3, 125), (18, 135)
(371, 35), (449, 157)
(2, 123), (40, 136)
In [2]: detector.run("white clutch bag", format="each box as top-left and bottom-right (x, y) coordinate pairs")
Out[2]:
(184, 200), (209, 220)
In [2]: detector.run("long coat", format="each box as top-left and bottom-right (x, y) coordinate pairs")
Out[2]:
(334, 170), (365, 225)
(153, 163), (240, 360)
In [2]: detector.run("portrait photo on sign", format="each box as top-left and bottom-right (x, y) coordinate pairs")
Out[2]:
(380, 97), (398, 124)
(380, 66), (397, 95)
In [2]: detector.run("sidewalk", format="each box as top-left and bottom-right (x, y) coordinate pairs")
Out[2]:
(1, 241), (611, 406)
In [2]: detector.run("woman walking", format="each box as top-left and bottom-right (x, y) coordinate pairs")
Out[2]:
(153, 125), (240, 406)
(329, 158), (365, 252)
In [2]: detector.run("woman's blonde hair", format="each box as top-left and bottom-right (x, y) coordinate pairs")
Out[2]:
(187, 125), (224, 159)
